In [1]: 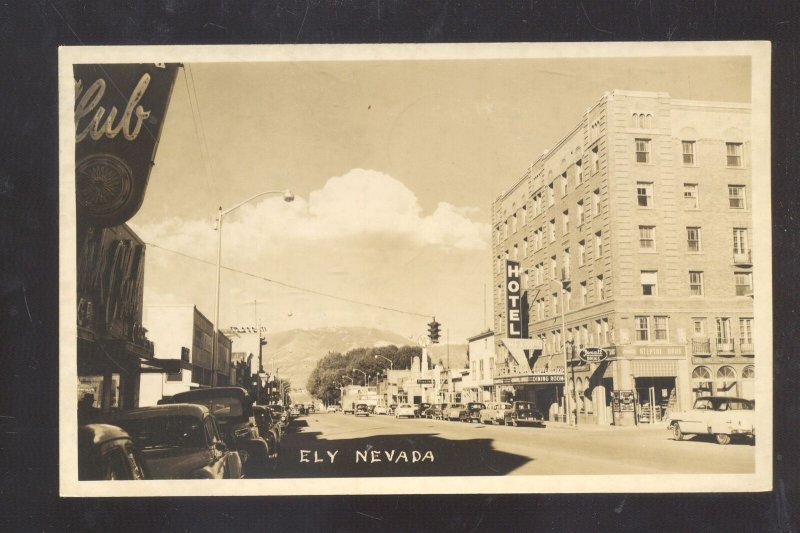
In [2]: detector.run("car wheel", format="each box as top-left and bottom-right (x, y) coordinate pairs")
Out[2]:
(715, 433), (731, 445)
(672, 423), (684, 441)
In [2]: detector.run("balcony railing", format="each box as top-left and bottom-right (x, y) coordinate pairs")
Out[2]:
(740, 340), (755, 355)
(691, 338), (711, 356)
(732, 249), (752, 266)
(716, 339), (735, 355)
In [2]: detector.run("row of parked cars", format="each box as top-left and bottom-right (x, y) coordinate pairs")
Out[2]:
(362, 401), (545, 426)
(79, 387), (291, 481)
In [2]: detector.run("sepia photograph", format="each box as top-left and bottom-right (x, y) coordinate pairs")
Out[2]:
(59, 42), (772, 496)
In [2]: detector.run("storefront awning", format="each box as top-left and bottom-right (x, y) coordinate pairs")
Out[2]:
(501, 338), (543, 373)
(140, 358), (193, 374)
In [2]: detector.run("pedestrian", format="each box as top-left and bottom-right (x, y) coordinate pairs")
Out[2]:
(78, 392), (100, 423)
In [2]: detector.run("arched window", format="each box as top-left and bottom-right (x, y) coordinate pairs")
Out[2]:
(644, 114), (653, 128)
(716, 366), (738, 397)
(692, 366), (712, 399)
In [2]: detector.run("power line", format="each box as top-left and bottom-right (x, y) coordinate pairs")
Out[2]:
(182, 66), (218, 197)
(145, 241), (431, 319)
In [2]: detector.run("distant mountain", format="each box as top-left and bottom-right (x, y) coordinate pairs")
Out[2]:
(258, 326), (468, 390)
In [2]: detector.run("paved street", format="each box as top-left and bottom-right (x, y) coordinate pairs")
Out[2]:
(275, 412), (755, 477)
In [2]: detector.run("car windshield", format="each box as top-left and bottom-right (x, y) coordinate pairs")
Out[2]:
(498, 403), (511, 409)
(515, 402), (535, 410)
(399, 404), (412, 408)
(469, 403), (486, 410)
(713, 398), (753, 411)
(115, 415), (205, 450)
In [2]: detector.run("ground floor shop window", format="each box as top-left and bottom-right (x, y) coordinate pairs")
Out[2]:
(692, 366), (713, 399)
(634, 376), (675, 422)
(741, 365), (755, 400)
(716, 365), (738, 397)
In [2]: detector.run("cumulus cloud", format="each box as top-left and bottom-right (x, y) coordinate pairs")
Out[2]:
(135, 169), (490, 253)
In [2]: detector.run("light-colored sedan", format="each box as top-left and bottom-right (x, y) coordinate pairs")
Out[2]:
(394, 403), (416, 418)
(373, 405), (388, 415)
(667, 396), (755, 445)
(478, 402), (512, 424)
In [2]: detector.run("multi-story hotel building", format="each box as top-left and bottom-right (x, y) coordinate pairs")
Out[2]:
(492, 90), (753, 425)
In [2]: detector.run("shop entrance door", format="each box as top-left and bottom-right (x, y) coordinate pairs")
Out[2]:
(634, 377), (676, 424)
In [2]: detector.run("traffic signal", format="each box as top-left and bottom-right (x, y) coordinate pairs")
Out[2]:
(428, 318), (441, 344)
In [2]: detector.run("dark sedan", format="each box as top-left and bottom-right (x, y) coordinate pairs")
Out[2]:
(104, 404), (242, 479)
(504, 401), (545, 427)
(78, 423), (148, 480)
(165, 387), (273, 477)
(458, 402), (487, 423)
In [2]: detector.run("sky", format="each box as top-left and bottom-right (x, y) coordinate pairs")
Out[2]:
(128, 54), (751, 342)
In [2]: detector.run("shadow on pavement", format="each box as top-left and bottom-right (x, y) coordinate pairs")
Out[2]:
(276, 426), (531, 477)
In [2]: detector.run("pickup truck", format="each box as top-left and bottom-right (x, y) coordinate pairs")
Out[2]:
(666, 396), (755, 445)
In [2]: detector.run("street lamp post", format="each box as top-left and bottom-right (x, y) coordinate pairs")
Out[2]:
(211, 190), (294, 387)
(374, 354), (393, 370)
(353, 368), (367, 387)
(552, 278), (574, 426)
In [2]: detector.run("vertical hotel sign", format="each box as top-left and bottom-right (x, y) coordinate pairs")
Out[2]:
(74, 63), (179, 228)
(505, 260), (527, 338)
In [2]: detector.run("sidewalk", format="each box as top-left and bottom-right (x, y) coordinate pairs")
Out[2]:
(544, 420), (667, 432)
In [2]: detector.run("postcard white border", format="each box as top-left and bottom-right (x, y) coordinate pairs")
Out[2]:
(59, 41), (772, 496)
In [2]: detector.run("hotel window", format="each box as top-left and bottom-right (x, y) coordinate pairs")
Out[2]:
(551, 256), (557, 280)
(511, 213), (518, 234)
(552, 292), (559, 315)
(479, 360), (484, 381)
(729, 185), (746, 209)
(692, 317), (706, 336)
(654, 316), (669, 341)
(682, 141), (696, 165)
(687, 227), (701, 252)
(563, 249), (570, 280)
(726, 142), (743, 167)
(512, 243), (519, 260)
(548, 183), (555, 206)
(577, 200), (585, 225)
(562, 172), (568, 197)
(595, 231), (603, 257)
(596, 275), (605, 300)
(640, 270), (658, 296)
(591, 145), (599, 173)
(637, 182), (653, 207)
(740, 318), (753, 344)
(639, 225), (656, 250)
(715, 317), (732, 344)
(735, 272), (753, 296)
(733, 228), (749, 255)
(592, 189), (600, 215)
(562, 210), (569, 234)
(578, 240), (586, 266)
(602, 318), (609, 345)
(522, 271), (529, 290)
(523, 238), (528, 258)
(549, 219), (556, 242)
(503, 221), (508, 239)
(684, 183), (699, 209)
(635, 138), (651, 163)
(580, 281), (588, 305)
(564, 287), (572, 310)
(689, 271), (704, 296)
(521, 206), (527, 226)
(575, 159), (583, 185)
(635, 316), (650, 341)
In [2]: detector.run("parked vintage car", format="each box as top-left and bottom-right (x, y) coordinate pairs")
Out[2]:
(444, 403), (466, 421)
(78, 423), (148, 480)
(479, 402), (512, 424)
(343, 404), (355, 415)
(373, 405), (388, 415)
(326, 404), (338, 413)
(504, 401), (545, 427)
(425, 403), (447, 419)
(253, 404), (282, 458)
(354, 403), (370, 417)
(387, 404), (397, 416)
(457, 402), (487, 423)
(104, 404), (243, 479)
(667, 396), (755, 445)
(289, 406), (301, 418)
(417, 403), (432, 418)
(269, 405), (289, 430)
(164, 387), (273, 477)
(395, 404), (416, 418)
